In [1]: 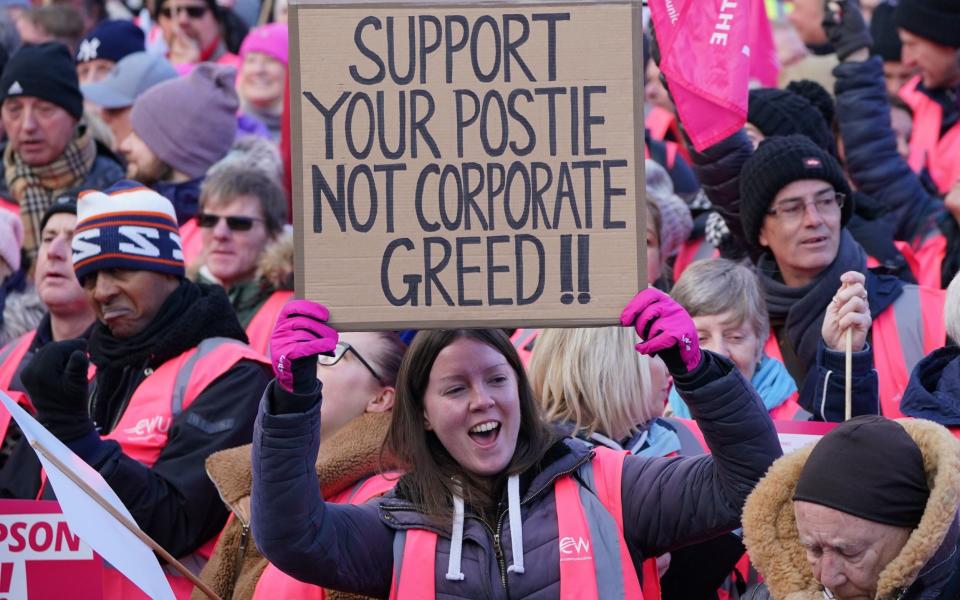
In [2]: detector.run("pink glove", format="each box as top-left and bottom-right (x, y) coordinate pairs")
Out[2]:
(270, 300), (339, 392)
(620, 288), (702, 374)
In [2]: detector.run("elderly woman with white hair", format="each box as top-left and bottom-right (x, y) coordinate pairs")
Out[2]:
(900, 272), (960, 428)
(670, 258), (878, 421)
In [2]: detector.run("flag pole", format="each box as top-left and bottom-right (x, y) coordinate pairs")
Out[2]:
(30, 440), (223, 600)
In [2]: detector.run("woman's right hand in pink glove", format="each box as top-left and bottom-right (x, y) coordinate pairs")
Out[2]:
(620, 288), (702, 374)
(270, 300), (339, 393)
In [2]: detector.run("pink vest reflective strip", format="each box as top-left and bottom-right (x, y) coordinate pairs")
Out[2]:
(767, 392), (806, 420)
(245, 290), (294, 355)
(765, 285), (946, 419)
(252, 472), (400, 600)
(178, 218), (203, 265)
(102, 337), (266, 466)
(388, 448), (644, 600)
(874, 285), (946, 418)
(900, 76), (960, 194)
(672, 238), (719, 281)
(0, 331), (36, 442)
(510, 328), (540, 368)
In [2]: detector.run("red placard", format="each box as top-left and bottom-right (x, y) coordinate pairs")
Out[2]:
(0, 500), (103, 599)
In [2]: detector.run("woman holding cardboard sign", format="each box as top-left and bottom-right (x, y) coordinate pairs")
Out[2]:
(250, 290), (781, 598)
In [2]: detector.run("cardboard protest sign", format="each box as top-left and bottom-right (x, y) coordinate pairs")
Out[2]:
(291, 0), (646, 329)
(0, 500), (102, 599)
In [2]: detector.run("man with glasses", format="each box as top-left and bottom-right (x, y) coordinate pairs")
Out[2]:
(154, 0), (241, 69)
(194, 165), (292, 354)
(724, 133), (944, 415)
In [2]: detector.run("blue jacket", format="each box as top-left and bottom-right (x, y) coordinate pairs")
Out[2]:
(251, 351), (781, 598)
(833, 57), (943, 245)
(900, 346), (960, 427)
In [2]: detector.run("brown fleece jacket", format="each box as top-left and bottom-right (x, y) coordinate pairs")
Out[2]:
(742, 419), (960, 600)
(193, 411), (395, 600)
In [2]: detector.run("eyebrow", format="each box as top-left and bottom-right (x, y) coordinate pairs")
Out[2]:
(774, 186), (835, 205)
(434, 362), (510, 383)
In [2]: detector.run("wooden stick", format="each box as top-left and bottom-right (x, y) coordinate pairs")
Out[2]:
(30, 441), (223, 600)
(844, 327), (853, 422)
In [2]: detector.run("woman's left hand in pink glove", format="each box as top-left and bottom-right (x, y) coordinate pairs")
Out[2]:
(620, 288), (702, 374)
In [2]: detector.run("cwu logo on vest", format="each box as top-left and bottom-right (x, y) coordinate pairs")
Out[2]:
(559, 536), (592, 562)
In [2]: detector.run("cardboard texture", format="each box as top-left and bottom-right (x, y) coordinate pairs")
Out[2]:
(291, 0), (646, 329)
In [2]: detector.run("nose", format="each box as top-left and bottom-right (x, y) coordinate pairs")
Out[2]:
(47, 234), (68, 261)
(176, 7), (191, 25)
(801, 201), (826, 227)
(212, 217), (232, 240)
(817, 553), (847, 591)
(468, 388), (495, 412)
(20, 105), (38, 132)
(700, 334), (728, 360)
(91, 273), (118, 303)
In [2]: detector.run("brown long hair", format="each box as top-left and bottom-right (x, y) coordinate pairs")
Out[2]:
(384, 329), (557, 522)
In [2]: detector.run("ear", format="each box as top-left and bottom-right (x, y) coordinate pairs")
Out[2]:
(758, 223), (771, 249)
(365, 387), (395, 414)
(423, 409), (433, 431)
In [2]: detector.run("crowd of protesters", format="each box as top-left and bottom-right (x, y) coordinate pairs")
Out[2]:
(0, 0), (959, 599)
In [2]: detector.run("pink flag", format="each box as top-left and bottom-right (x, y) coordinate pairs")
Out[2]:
(749, 0), (781, 88)
(648, 0), (753, 151)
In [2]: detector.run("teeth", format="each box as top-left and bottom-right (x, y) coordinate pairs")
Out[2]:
(470, 421), (500, 434)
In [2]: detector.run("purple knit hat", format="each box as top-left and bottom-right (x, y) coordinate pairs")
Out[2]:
(130, 63), (238, 179)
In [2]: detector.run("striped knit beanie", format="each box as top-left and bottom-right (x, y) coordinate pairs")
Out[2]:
(72, 180), (184, 283)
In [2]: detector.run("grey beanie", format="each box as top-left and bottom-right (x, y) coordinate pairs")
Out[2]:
(130, 63), (238, 179)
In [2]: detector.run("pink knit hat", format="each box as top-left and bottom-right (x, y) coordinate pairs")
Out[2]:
(239, 23), (288, 66)
(0, 210), (23, 272)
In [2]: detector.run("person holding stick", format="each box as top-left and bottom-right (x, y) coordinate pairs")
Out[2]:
(249, 289), (782, 598)
(15, 181), (271, 598)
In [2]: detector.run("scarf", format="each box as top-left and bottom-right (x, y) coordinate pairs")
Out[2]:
(668, 355), (797, 418)
(759, 230), (903, 383)
(240, 102), (282, 140)
(86, 280), (247, 433)
(5, 126), (96, 261)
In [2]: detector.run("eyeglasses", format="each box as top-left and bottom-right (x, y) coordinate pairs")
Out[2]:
(317, 342), (384, 384)
(160, 4), (208, 18)
(766, 192), (845, 224)
(197, 213), (263, 232)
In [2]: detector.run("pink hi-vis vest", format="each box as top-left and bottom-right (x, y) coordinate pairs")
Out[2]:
(763, 284), (945, 419)
(252, 473), (399, 600)
(899, 75), (960, 195)
(0, 331), (37, 440)
(100, 337), (267, 599)
(388, 447), (648, 599)
(245, 290), (294, 356)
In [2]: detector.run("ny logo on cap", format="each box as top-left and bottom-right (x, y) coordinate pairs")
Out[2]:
(7, 81), (22, 95)
(804, 157), (822, 168)
(77, 38), (101, 62)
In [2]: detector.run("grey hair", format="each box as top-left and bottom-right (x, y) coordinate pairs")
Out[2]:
(946, 271), (960, 343)
(200, 166), (287, 237)
(671, 258), (770, 358)
(208, 135), (284, 184)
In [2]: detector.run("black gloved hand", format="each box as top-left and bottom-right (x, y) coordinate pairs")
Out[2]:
(20, 339), (95, 442)
(822, 0), (872, 61)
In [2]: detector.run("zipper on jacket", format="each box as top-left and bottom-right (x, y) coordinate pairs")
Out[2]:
(492, 530), (508, 590)
(229, 524), (250, 591)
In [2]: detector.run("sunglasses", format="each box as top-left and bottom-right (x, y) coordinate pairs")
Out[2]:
(318, 342), (384, 384)
(197, 213), (263, 232)
(160, 4), (209, 18)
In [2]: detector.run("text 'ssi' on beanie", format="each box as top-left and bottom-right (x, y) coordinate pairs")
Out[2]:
(739, 135), (853, 249)
(130, 63), (238, 180)
(72, 180), (185, 283)
(794, 416), (930, 528)
(0, 43), (83, 121)
(895, 0), (960, 49)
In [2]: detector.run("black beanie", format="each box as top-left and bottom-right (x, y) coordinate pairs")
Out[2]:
(0, 43), (83, 121)
(739, 135), (853, 248)
(786, 80), (835, 131)
(871, 2), (903, 62)
(39, 195), (78, 232)
(895, 0), (960, 49)
(794, 416), (930, 528)
(747, 88), (836, 156)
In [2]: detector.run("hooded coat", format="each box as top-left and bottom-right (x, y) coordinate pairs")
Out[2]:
(900, 347), (960, 427)
(741, 419), (960, 600)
